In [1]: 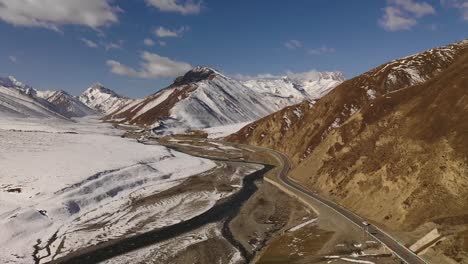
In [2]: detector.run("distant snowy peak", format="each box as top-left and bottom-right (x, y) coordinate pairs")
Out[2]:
(0, 76), (37, 95)
(79, 83), (131, 114)
(39, 90), (97, 118)
(243, 71), (345, 104)
(0, 77), (68, 119)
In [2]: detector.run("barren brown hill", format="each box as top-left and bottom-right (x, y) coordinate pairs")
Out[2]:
(227, 40), (468, 263)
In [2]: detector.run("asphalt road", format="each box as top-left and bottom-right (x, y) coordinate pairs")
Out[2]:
(263, 148), (426, 264)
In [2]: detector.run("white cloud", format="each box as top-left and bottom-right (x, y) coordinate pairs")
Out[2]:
(441, 0), (468, 21)
(106, 52), (192, 79)
(284, 40), (334, 56)
(8, 55), (17, 63)
(379, 0), (436, 31)
(144, 38), (155, 46)
(104, 40), (123, 50)
(380, 6), (417, 30)
(155, 26), (189, 37)
(0, 0), (119, 31)
(146, 0), (202, 15)
(144, 38), (166, 47)
(284, 40), (303, 50)
(391, 0), (435, 17)
(81, 38), (99, 48)
(155, 27), (178, 37)
(308, 45), (336, 55)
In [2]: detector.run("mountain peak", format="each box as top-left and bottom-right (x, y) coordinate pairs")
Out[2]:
(191, 66), (217, 73)
(79, 83), (131, 114)
(171, 66), (222, 87)
(90, 82), (105, 89)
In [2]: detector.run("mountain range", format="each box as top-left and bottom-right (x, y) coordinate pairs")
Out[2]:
(0, 68), (344, 134)
(0, 76), (70, 119)
(103, 67), (344, 134)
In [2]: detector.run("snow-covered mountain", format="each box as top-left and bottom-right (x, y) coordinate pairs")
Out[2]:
(0, 76), (97, 119)
(79, 83), (131, 114)
(242, 71), (344, 109)
(0, 76), (68, 119)
(105, 67), (344, 134)
(105, 67), (276, 133)
(37, 90), (97, 118)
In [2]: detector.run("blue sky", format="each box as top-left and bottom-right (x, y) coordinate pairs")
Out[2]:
(0, 0), (466, 98)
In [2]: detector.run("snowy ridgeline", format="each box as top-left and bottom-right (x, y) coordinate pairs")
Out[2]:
(0, 117), (253, 263)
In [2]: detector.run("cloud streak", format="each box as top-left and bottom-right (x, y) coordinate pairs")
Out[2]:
(103, 40), (124, 50)
(308, 45), (336, 55)
(146, 0), (202, 15)
(81, 38), (99, 48)
(284, 40), (303, 50)
(106, 52), (192, 79)
(144, 38), (155, 46)
(155, 26), (189, 38)
(8, 56), (17, 63)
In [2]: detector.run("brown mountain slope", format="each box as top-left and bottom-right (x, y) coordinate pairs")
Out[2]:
(227, 40), (467, 167)
(227, 40), (468, 261)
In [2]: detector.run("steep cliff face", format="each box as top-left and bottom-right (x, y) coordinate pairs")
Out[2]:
(227, 40), (468, 238)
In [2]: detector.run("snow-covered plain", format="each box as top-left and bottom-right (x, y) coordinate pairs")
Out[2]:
(0, 117), (220, 263)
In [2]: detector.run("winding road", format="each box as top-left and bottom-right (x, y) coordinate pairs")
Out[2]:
(257, 146), (427, 264)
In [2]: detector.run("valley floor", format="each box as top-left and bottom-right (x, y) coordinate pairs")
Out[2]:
(0, 117), (405, 264)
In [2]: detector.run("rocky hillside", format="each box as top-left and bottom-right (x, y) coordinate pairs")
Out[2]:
(38, 90), (97, 118)
(104, 67), (343, 134)
(227, 40), (468, 262)
(79, 83), (131, 114)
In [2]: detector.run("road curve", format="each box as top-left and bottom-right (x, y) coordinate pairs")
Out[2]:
(253, 146), (426, 264)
